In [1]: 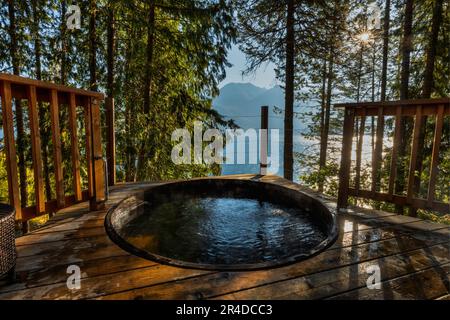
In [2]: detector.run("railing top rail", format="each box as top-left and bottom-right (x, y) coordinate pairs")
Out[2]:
(0, 73), (104, 99)
(334, 97), (450, 109)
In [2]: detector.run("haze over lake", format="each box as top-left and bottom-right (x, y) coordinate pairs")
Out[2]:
(213, 83), (311, 180)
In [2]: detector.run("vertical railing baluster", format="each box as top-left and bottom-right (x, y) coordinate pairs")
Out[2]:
(105, 97), (116, 186)
(27, 85), (46, 214)
(355, 110), (366, 193)
(84, 98), (93, 199)
(388, 106), (402, 198)
(68, 93), (82, 201)
(406, 105), (423, 205)
(337, 107), (355, 210)
(427, 105), (444, 208)
(372, 106), (384, 193)
(49, 89), (65, 208)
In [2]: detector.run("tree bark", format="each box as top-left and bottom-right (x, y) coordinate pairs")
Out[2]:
(89, 0), (97, 91)
(318, 58), (327, 192)
(32, 0), (42, 81)
(32, 0), (52, 200)
(422, 0), (443, 98)
(284, 0), (295, 181)
(123, 30), (135, 182)
(319, 51), (334, 191)
(8, 0), (28, 207)
(61, 0), (68, 85)
(380, 0), (391, 102)
(410, 0), (443, 216)
(356, 46), (364, 103)
(143, 2), (156, 115)
(395, 0), (414, 214)
(400, 0), (414, 100)
(107, 2), (116, 98)
(136, 2), (156, 180)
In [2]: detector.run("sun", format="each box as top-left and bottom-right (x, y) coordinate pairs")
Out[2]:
(356, 31), (373, 44)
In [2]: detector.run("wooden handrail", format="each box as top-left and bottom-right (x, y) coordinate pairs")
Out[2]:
(0, 74), (106, 231)
(0, 73), (104, 99)
(336, 98), (450, 215)
(335, 97), (450, 108)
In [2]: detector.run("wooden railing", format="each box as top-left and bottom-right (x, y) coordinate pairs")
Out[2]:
(336, 98), (450, 215)
(0, 74), (106, 230)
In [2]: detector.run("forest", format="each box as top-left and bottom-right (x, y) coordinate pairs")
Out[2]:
(0, 0), (449, 223)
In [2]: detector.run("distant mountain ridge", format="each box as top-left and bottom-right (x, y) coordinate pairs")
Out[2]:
(213, 83), (286, 130)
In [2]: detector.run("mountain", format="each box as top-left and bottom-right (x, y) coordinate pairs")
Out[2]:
(213, 83), (313, 177)
(213, 83), (283, 129)
(213, 83), (268, 109)
(213, 83), (306, 131)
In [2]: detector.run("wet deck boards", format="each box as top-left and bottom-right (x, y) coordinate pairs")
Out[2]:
(0, 177), (449, 300)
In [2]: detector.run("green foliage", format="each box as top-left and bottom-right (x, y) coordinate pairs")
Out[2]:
(0, 0), (237, 196)
(292, 0), (449, 223)
(0, 0), (448, 224)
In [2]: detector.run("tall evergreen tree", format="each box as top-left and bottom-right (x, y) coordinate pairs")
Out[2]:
(7, 0), (28, 207)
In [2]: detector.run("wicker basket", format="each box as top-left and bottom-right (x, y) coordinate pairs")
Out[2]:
(0, 204), (16, 280)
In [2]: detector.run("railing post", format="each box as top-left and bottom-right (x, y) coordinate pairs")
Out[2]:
(89, 97), (106, 211)
(337, 107), (355, 211)
(105, 97), (116, 186)
(0, 80), (22, 224)
(260, 106), (269, 175)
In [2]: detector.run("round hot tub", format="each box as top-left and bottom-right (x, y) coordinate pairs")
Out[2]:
(105, 177), (338, 270)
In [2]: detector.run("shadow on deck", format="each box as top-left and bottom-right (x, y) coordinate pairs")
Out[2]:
(0, 175), (449, 300)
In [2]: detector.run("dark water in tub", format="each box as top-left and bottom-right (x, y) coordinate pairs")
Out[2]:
(120, 195), (327, 266)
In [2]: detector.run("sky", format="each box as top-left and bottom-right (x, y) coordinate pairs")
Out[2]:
(220, 45), (278, 89)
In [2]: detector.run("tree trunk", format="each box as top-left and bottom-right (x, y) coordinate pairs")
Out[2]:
(32, 0), (42, 81)
(32, 0), (52, 200)
(284, 0), (295, 181)
(370, 47), (376, 195)
(123, 30), (134, 182)
(137, 2), (156, 180)
(89, 0), (97, 91)
(395, 0), (414, 214)
(107, 2), (116, 98)
(372, 0), (391, 209)
(321, 50), (334, 187)
(61, 0), (68, 85)
(143, 2), (155, 115)
(356, 46), (364, 103)
(324, 61), (334, 133)
(422, 0), (443, 98)
(410, 0), (443, 216)
(318, 58), (327, 192)
(8, 0), (28, 207)
(400, 0), (414, 101)
(380, 0), (391, 102)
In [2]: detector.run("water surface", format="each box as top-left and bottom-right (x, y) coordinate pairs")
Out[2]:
(121, 194), (327, 266)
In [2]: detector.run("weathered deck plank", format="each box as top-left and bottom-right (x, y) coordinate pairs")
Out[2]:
(0, 254), (157, 294)
(328, 263), (450, 300)
(212, 244), (450, 300)
(0, 177), (448, 300)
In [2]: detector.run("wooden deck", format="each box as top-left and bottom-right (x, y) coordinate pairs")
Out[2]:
(0, 177), (449, 300)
